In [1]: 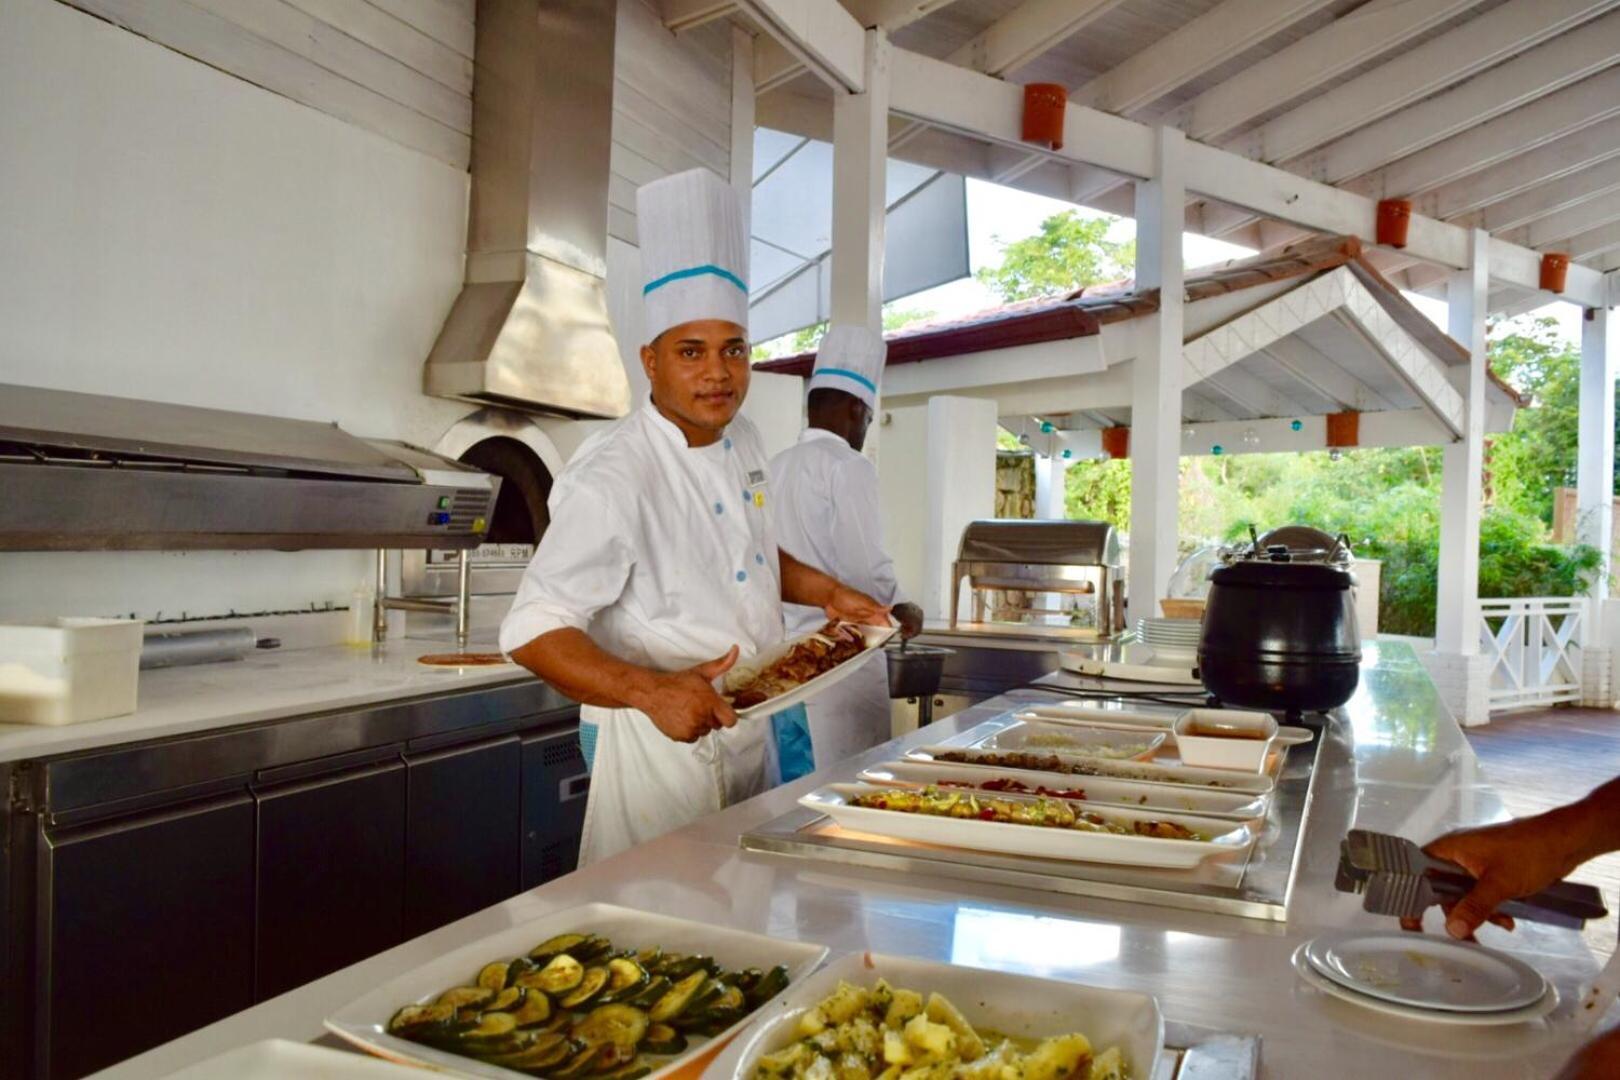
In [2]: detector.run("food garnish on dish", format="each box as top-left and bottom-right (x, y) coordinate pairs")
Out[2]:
(852, 786), (1207, 841)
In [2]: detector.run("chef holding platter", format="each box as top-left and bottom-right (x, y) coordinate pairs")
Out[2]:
(769, 326), (925, 779)
(500, 168), (890, 864)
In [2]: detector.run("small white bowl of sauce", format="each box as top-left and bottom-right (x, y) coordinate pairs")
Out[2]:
(1173, 709), (1278, 771)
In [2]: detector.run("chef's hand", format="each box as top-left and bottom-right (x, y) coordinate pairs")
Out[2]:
(639, 646), (740, 744)
(893, 602), (925, 640)
(824, 585), (890, 627)
(1398, 815), (1581, 940)
(1555, 1028), (1620, 1079)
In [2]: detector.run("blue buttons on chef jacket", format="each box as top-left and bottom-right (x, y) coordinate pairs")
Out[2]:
(736, 570), (748, 582)
(755, 553), (765, 565)
(741, 488), (750, 503)
(714, 501), (724, 514)
(724, 437), (732, 450)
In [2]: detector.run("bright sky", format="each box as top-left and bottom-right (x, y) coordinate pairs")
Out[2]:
(886, 178), (1583, 349)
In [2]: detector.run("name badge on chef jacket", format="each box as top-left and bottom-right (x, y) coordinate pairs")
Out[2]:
(746, 469), (767, 509)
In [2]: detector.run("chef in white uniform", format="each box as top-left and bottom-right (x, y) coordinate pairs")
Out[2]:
(499, 169), (890, 864)
(768, 326), (926, 775)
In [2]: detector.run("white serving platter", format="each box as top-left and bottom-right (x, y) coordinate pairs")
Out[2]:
(907, 742), (1277, 796)
(325, 902), (830, 1080)
(959, 718), (1168, 760)
(1062, 646), (1202, 685)
(724, 623), (897, 719)
(799, 782), (1254, 868)
(857, 758), (1271, 822)
(1303, 932), (1549, 1013)
(703, 951), (1163, 1080)
(1012, 705), (1314, 747)
(165, 1039), (411, 1079)
(1290, 945), (1558, 1027)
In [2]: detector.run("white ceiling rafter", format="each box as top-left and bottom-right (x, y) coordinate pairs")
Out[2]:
(1502, 191), (1620, 250)
(1263, 336), (1398, 413)
(752, 0), (973, 93)
(1293, 14), (1620, 188)
(660, 0), (739, 33)
(992, 0), (1337, 188)
(1469, 160), (1620, 234)
(1417, 116), (1620, 221)
(1231, 0), (1619, 165)
(1348, 67), (1620, 200)
(1164, 0), (1487, 143)
(1565, 221), (1620, 260)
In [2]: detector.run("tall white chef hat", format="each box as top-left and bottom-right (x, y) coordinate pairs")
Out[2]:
(637, 168), (750, 343)
(808, 324), (886, 410)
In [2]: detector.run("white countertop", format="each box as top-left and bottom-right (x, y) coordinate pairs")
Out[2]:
(95, 641), (1610, 1078)
(0, 637), (530, 764)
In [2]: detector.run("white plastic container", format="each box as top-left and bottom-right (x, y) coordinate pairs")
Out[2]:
(1173, 708), (1278, 771)
(0, 618), (144, 725)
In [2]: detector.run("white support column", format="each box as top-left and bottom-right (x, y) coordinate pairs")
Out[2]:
(731, 26), (756, 196)
(1035, 455), (1070, 520)
(829, 29), (891, 464)
(1578, 304), (1617, 706)
(1430, 228), (1491, 726)
(1127, 126), (1186, 620)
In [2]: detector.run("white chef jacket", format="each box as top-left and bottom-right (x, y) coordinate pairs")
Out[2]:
(769, 427), (902, 767)
(500, 401), (786, 863)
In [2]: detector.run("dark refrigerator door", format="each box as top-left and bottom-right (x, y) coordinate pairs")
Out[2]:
(404, 736), (521, 939)
(39, 793), (256, 1080)
(520, 727), (588, 889)
(255, 761), (406, 1001)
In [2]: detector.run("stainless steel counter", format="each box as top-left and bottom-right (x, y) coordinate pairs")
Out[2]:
(96, 641), (1611, 1079)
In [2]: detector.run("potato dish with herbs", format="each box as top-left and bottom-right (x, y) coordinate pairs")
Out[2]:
(753, 979), (1126, 1080)
(852, 786), (1205, 841)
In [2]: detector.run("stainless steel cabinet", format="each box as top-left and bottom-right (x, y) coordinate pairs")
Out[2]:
(38, 794), (256, 1080)
(404, 736), (521, 938)
(521, 729), (589, 888)
(255, 761), (407, 1001)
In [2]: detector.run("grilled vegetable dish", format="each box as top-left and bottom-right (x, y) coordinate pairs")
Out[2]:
(939, 778), (1089, 800)
(726, 622), (868, 709)
(1016, 732), (1156, 759)
(852, 787), (1205, 841)
(931, 749), (1243, 789)
(386, 932), (791, 1078)
(753, 979), (1127, 1080)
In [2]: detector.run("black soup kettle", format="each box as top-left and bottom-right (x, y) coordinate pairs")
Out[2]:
(1197, 532), (1362, 719)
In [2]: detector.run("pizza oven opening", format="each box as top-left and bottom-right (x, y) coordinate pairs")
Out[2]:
(457, 436), (553, 546)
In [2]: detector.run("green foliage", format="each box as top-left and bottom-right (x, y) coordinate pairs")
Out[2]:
(1487, 317), (1582, 523)
(975, 211), (1134, 302)
(757, 305), (938, 361)
(1065, 459), (1133, 528)
(995, 428), (1023, 451)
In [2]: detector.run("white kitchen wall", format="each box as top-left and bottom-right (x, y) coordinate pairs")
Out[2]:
(0, 0), (750, 625)
(925, 397), (999, 619)
(877, 405), (931, 606)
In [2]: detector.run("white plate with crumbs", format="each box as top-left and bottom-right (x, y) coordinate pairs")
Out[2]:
(1291, 945), (1557, 1026)
(704, 951), (1162, 1080)
(1303, 933), (1548, 1013)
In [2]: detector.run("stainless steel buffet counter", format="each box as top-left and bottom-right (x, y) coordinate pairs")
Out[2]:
(96, 641), (1610, 1078)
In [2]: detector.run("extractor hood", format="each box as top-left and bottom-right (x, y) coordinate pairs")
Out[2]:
(0, 385), (499, 551)
(424, 0), (632, 420)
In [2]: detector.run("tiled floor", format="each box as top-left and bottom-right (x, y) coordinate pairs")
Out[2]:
(1466, 707), (1620, 960)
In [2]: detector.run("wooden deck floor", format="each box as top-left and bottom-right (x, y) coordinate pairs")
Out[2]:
(1466, 707), (1620, 959)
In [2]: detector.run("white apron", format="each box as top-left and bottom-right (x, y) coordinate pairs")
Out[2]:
(499, 404), (786, 865)
(802, 655), (892, 769)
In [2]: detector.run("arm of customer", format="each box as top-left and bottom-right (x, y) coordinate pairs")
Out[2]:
(779, 549), (891, 626)
(1404, 775), (1620, 940)
(499, 483), (737, 745)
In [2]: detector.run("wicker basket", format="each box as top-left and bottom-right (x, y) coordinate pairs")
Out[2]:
(1159, 598), (1206, 620)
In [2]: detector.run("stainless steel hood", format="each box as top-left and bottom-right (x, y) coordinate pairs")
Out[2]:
(424, 0), (632, 420)
(0, 385), (499, 551)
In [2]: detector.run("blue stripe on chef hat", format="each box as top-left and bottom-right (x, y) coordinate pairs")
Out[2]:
(808, 325), (886, 410)
(636, 169), (750, 342)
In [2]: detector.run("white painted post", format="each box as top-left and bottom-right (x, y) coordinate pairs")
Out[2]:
(925, 397), (999, 621)
(1436, 229), (1489, 655)
(1127, 126), (1186, 620)
(731, 26), (756, 198)
(1578, 303), (1617, 706)
(830, 29), (891, 464)
(1429, 228), (1490, 726)
(1035, 455), (1070, 520)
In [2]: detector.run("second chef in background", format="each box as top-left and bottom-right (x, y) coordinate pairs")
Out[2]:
(770, 326), (926, 779)
(500, 169), (889, 864)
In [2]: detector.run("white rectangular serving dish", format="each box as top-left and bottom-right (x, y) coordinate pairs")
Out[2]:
(165, 1039), (411, 1079)
(857, 759), (1271, 822)
(325, 902), (830, 1080)
(0, 617), (144, 726)
(961, 719), (1167, 761)
(704, 952), (1162, 1080)
(1173, 709), (1279, 772)
(723, 623), (897, 719)
(1013, 703), (1313, 747)
(799, 782), (1254, 868)
(908, 742), (1276, 796)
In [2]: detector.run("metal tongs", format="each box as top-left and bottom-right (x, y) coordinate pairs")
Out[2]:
(1335, 828), (1608, 929)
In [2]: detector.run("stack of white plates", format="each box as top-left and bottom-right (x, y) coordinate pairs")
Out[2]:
(1292, 932), (1557, 1026)
(1136, 617), (1202, 659)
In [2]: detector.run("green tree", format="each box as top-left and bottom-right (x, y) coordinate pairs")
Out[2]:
(758, 304), (938, 360)
(1486, 317), (1583, 525)
(976, 210), (1135, 302)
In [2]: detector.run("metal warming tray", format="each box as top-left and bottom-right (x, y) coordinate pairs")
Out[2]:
(0, 385), (498, 551)
(950, 519), (1126, 640)
(742, 704), (1325, 922)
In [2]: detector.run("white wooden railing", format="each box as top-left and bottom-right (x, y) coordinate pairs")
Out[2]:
(1477, 597), (1588, 711)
